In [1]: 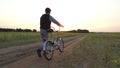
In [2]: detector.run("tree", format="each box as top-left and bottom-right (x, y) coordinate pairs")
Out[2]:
(33, 29), (37, 32)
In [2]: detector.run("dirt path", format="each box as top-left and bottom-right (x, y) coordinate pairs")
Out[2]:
(1, 34), (87, 68)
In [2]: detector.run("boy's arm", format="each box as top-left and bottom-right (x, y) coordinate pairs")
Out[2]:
(50, 16), (64, 27)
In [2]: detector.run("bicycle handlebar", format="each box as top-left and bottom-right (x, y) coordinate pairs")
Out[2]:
(51, 26), (62, 32)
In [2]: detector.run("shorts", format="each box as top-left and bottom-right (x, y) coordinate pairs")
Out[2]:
(40, 29), (48, 42)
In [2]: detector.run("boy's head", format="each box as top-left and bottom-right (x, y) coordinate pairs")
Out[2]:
(45, 8), (51, 14)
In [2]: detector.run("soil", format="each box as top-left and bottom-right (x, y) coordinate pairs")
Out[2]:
(0, 34), (87, 68)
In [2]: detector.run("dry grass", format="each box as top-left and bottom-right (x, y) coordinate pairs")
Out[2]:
(57, 33), (120, 68)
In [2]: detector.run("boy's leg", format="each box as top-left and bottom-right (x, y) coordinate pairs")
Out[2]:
(37, 29), (48, 57)
(40, 29), (48, 51)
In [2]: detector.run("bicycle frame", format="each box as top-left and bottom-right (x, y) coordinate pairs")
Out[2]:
(42, 27), (64, 60)
(49, 27), (61, 44)
(43, 27), (61, 51)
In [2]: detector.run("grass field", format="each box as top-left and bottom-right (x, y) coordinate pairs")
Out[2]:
(0, 32), (81, 48)
(58, 33), (120, 68)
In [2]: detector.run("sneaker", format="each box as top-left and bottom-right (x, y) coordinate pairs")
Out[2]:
(37, 49), (41, 57)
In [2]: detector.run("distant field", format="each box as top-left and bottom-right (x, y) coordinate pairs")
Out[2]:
(0, 32), (81, 48)
(58, 33), (120, 68)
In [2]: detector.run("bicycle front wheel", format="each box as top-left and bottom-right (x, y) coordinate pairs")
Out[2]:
(57, 38), (64, 53)
(43, 41), (54, 61)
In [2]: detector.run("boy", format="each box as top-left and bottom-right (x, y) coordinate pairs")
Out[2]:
(37, 8), (64, 57)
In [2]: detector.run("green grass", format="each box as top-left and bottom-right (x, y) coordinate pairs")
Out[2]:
(0, 32), (81, 48)
(0, 32), (40, 48)
(58, 33), (120, 68)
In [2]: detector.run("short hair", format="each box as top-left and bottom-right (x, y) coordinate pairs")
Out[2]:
(45, 8), (51, 13)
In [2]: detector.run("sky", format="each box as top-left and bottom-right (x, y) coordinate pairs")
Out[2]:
(0, 0), (120, 32)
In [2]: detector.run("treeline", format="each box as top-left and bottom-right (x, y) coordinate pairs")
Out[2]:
(0, 28), (37, 32)
(68, 29), (89, 33)
(0, 28), (89, 33)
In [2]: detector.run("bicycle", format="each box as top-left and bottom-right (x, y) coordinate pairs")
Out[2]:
(42, 27), (64, 61)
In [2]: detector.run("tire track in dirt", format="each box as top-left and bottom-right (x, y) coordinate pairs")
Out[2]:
(1, 34), (88, 68)
(0, 35), (80, 66)
(48, 34), (88, 68)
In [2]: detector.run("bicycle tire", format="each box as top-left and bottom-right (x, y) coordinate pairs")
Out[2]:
(43, 41), (54, 61)
(57, 38), (64, 53)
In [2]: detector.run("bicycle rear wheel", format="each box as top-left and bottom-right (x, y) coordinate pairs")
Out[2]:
(43, 41), (54, 61)
(57, 38), (64, 53)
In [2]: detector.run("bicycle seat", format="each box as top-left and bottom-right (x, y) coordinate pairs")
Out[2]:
(47, 29), (54, 33)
